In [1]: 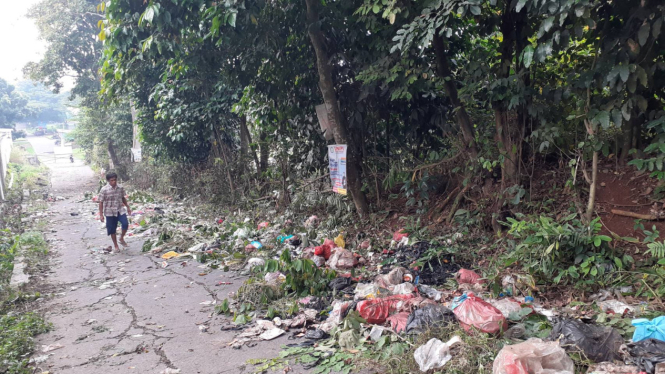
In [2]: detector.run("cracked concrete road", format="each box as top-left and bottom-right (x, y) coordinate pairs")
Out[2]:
(30, 138), (301, 374)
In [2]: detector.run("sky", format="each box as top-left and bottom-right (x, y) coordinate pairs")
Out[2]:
(0, 0), (45, 84)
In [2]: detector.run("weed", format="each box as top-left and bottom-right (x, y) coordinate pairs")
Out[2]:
(0, 312), (51, 374)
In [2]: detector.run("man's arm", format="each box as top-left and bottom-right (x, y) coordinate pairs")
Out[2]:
(99, 201), (105, 222)
(122, 196), (132, 215)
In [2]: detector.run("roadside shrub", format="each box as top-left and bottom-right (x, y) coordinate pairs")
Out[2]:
(504, 214), (632, 288)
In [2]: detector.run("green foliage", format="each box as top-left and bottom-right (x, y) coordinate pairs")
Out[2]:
(0, 313), (51, 374)
(595, 312), (636, 339)
(0, 79), (29, 128)
(263, 249), (336, 296)
(504, 215), (631, 287)
(647, 241), (665, 260)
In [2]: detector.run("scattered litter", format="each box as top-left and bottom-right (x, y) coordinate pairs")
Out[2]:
(264, 272), (286, 285)
(260, 328), (285, 340)
(492, 338), (574, 374)
(504, 323), (526, 340)
(161, 251), (179, 259)
(627, 338), (665, 374)
(357, 294), (413, 324)
(392, 282), (416, 295)
(160, 369), (181, 374)
(418, 284), (443, 301)
(598, 300), (635, 314)
(491, 298), (524, 318)
(387, 312), (410, 333)
(329, 277), (352, 291)
(354, 283), (389, 301)
(406, 304), (456, 334)
(304, 329), (328, 340)
(41, 344), (64, 353)
(549, 318), (623, 362)
(368, 326), (386, 342)
(327, 248), (358, 270)
(334, 233), (345, 248)
(258, 222), (270, 230)
(586, 363), (640, 374)
(245, 258), (265, 271)
(452, 293), (507, 334)
(413, 336), (461, 372)
(393, 229), (408, 242)
(457, 269), (483, 284)
(632, 316), (665, 343)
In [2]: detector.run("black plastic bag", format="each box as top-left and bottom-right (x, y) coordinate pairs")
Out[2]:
(304, 329), (329, 340)
(405, 304), (456, 334)
(627, 338), (665, 374)
(328, 277), (352, 291)
(548, 318), (623, 362)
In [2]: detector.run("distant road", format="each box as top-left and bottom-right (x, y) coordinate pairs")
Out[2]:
(27, 135), (56, 155)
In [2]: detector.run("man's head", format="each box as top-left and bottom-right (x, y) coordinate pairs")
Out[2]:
(106, 171), (118, 187)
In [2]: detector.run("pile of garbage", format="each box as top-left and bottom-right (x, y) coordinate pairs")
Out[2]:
(84, 190), (665, 374)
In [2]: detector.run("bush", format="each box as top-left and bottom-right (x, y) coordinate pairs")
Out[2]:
(0, 313), (51, 374)
(504, 214), (631, 288)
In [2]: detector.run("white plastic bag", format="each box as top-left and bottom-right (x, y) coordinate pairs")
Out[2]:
(493, 338), (574, 374)
(414, 336), (462, 372)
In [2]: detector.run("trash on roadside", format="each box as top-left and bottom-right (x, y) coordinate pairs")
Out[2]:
(393, 229), (409, 242)
(304, 215), (320, 228)
(357, 294), (414, 324)
(334, 233), (345, 248)
(492, 298), (524, 318)
(418, 284), (443, 301)
(329, 277), (352, 292)
(368, 325), (386, 342)
(504, 323), (526, 340)
(387, 312), (410, 333)
(354, 283), (390, 301)
(392, 282), (416, 295)
(277, 235), (294, 243)
(327, 248), (358, 270)
(452, 293), (507, 334)
(338, 330), (361, 350)
(320, 300), (354, 332)
(456, 269), (484, 284)
(264, 272), (286, 285)
(598, 300), (635, 314)
(314, 244), (332, 260)
(311, 255), (326, 267)
(413, 336), (462, 372)
(161, 251), (179, 259)
(250, 240), (263, 249)
(258, 222), (270, 229)
(492, 338), (574, 374)
(375, 267), (410, 288)
(549, 318), (623, 362)
(585, 363), (640, 374)
(632, 316), (665, 343)
(626, 338), (665, 374)
(406, 304), (456, 334)
(187, 242), (206, 252)
(244, 258), (265, 271)
(259, 328), (285, 340)
(304, 329), (328, 340)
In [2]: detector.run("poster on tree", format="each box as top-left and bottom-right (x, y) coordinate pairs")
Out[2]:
(328, 145), (347, 195)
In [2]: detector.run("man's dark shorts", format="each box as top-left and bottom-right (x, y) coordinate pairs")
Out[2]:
(106, 214), (129, 235)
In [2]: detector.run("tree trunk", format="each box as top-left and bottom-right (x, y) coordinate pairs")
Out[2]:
(432, 34), (478, 159)
(619, 116), (634, 165)
(259, 131), (268, 175)
(304, 0), (370, 217)
(586, 151), (598, 222)
(107, 140), (128, 180)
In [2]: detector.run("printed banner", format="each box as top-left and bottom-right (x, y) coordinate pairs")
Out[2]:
(328, 145), (347, 195)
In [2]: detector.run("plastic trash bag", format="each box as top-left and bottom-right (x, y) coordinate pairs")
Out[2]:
(406, 304), (456, 334)
(304, 329), (329, 340)
(354, 283), (390, 301)
(632, 316), (665, 343)
(414, 336), (461, 372)
(356, 295), (414, 324)
(418, 284), (443, 301)
(338, 330), (360, 350)
(387, 312), (409, 333)
(393, 229), (409, 242)
(548, 318), (623, 362)
(452, 293), (507, 334)
(327, 248), (358, 270)
(392, 282), (416, 295)
(492, 338), (574, 374)
(457, 269), (484, 284)
(258, 222), (270, 229)
(375, 267), (410, 288)
(329, 277), (352, 291)
(627, 338), (665, 374)
(314, 244), (332, 260)
(334, 233), (345, 248)
(492, 298), (524, 318)
(244, 258), (265, 271)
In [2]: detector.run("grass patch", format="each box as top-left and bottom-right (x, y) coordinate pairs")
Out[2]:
(72, 147), (85, 161)
(0, 312), (51, 374)
(12, 141), (35, 156)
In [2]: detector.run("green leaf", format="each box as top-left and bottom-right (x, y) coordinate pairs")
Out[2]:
(614, 257), (623, 269)
(653, 17), (663, 39)
(372, 4), (380, 14)
(618, 64), (630, 82)
(611, 109), (622, 127)
(594, 236), (601, 247)
(638, 23), (650, 46)
(228, 12), (237, 27)
(515, 0), (527, 12)
(470, 6), (481, 15)
(636, 66), (648, 87)
(594, 110), (610, 129)
(522, 45), (534, 68)
(144, 6), (155, 23)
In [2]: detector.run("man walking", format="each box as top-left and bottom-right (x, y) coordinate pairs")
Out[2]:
(98, 171), (132, 252)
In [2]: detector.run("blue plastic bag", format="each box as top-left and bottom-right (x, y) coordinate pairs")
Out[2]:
(632, 316), (665, 342)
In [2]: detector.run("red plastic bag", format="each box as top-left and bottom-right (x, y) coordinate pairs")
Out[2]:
(453, 293), (507, 334)
(387, 312), (410, 333)
(357, 295), (414, 324)
(324, 238), (335, 247)
(393, 229), (409, 242)
(258, 222), (270, 229)
(457, 269), (484, 284)
(314, 244), (332, 260)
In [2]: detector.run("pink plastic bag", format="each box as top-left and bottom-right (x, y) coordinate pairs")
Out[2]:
(387, 312), (410, 333)
(258, 222), (270, 229)
(457, 269), (484, 284)
(327, 248), (358, 270)
(493, 338), (574, 374)
(453, 293), (507, 334)
(357, 295), (414, 324)
(393, 229), (409, 241)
